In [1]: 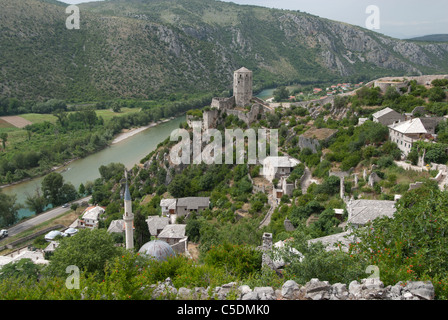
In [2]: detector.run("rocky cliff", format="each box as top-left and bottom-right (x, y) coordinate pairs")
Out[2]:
(1, 0), (448, 101)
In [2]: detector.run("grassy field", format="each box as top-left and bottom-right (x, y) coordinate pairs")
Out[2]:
(20, 113), (57, 124)
(95, 107), (141, 122)
(0, 108), (142, 147)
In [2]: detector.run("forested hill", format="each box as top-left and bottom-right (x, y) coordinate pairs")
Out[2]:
(1, 0), (448, 102)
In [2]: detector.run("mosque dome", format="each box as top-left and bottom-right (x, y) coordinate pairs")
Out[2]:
(138, 240), (175, 261)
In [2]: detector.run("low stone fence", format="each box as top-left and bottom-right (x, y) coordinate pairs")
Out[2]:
(147, 277), (435, 300)
(5, 224), (66, 249)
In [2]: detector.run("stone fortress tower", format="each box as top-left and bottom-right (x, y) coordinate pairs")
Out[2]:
(198, 66), (273, 129)
(233, 67), (253, 107)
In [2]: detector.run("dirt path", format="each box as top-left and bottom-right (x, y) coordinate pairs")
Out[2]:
(0, 116), (32, 128)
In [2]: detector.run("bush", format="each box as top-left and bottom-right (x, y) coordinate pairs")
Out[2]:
(202, 242), (262, 279)
(351, 183), (448, 299)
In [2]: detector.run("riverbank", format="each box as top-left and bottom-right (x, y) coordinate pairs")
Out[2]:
(111, 117), (175, 145)
(0, 157), (80, 189)
(0, 117), (178, 189)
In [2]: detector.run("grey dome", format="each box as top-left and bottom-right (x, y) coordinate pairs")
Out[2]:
(138, 240), (175, 261)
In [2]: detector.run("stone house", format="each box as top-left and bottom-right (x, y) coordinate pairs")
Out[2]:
(77, 206), (104, 229)
(273, 176), (295, 199)
(107, 219), (125, 234)
(388, 117), (443, 156)
(146, 216), (170, 237)
(346, 199), (396, 229)
(160, 198), (177, 216)
(160, 197), (210, 223)
(372, 107), (405, 126)
(157, 224), (187, 246)
(176, 197), (210, 218)
(261, 156), (300, 183)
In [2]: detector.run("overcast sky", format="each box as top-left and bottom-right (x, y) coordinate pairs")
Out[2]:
(60, 0), (448, 39)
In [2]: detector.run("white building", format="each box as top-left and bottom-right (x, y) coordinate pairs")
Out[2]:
(78, 206), (104, 229)
(160, 198), (177, 216)
(261, 156), (300, 183)
(388, 118), (430, 156)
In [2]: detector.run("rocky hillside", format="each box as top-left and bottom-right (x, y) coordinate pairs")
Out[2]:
(1, 0), (448, 101)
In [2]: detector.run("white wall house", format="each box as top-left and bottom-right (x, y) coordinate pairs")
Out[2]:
(261, 156), (300, 183)
(78, 206), (104, 229)
(388, 118), (429, 156)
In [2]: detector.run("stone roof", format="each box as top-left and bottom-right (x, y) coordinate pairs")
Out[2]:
(389, 118), (427, 134)
(158, 224), (186, 239)
(138, 240), (175, 261)
(146, 216), (170, 236)
(107, 219), (125, 233)
(124, 182), (131, 201)
(82, 206), (104, 220)
(176, 197), (209, 210)
(0, 249), (48, 267)
(372, 107), (400, 119)
(347, 200), (396, 226)
(235, 67), (251, 73)
(308, 231), (357, 252)
(160, 198), (177, 209)
(261, 156), (300, 168)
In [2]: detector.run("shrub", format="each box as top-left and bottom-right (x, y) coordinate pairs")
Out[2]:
(351, 183), (448, 299)
(202, 242), (262, 279)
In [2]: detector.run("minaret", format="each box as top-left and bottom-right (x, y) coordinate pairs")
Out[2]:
(123, 173), (134, 250)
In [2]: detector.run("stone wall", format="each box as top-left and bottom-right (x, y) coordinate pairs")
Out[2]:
(148, 277), (435, 300)
(211, 96), (235, 110)
(202, 109), (219, 130)
(225, 103), (264, 126)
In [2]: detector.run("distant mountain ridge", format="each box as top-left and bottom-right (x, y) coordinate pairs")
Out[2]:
(1, 0), (448, 101)
(408, 34), (448, 42)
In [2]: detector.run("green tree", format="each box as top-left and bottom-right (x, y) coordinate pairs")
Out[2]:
(0, 259), (41, 282)
(25, 188), (46, 214)
(78, 183), (86, 196)
(0, 132), (7, 150)
(273, 86), (290, 102)
(0, 191), (21, 227)
(168, 174), (190, 198)
(186, 217), (201, 243)
(41, 172), (64, 206)
(134, 211), (151, 251)
(428, 86), (446, 102)
(352, 182), (448, 298)
(45, 228), (123, 278)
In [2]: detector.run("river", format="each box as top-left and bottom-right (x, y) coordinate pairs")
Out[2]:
(256, 88), (275, 100)
(2, 115), (186, 219)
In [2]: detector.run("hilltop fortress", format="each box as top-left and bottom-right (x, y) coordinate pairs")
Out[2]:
(198, 67), (274, 129)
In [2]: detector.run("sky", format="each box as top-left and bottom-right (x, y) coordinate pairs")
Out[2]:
(59, 0), (448, 39)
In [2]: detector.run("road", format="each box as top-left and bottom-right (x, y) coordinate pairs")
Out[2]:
(2, 196), (91, 239)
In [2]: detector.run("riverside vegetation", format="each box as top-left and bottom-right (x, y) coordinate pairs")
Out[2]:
(1, 81), (448, 299)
